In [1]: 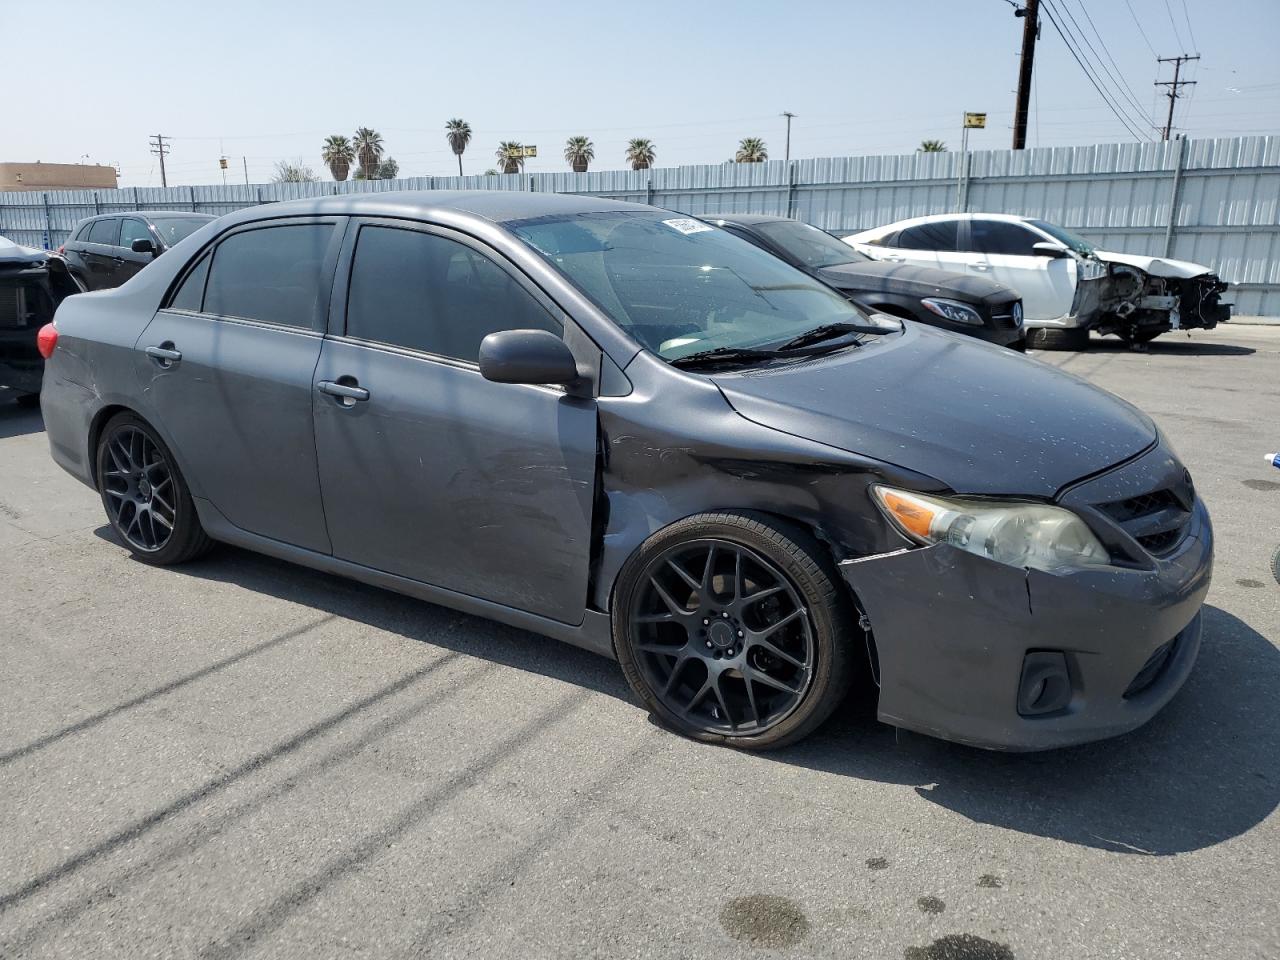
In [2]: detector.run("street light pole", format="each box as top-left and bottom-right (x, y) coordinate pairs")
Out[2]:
(781, 111), (796, 164)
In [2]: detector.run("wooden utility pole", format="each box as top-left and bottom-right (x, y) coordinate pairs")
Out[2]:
(1156, 54), (1199, 140)
(1012, 0), (1039, 150)
(149, 134), (170, 188)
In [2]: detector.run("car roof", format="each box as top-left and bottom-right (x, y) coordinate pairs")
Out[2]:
(219, 190), (650, 230)
(848, 212), (1048, 240)
(701, 213), (790, 227)
(74, 211), (216, 225)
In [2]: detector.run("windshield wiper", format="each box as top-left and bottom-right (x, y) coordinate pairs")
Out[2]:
(774, 322), (874, 351)
(669, 346), (779, 370)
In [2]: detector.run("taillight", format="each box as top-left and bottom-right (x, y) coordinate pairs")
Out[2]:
(37, 323), (58, 359)
(56, 244), (65, 255)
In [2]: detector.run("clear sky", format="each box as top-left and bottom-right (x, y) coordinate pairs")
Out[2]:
(6, 0), (1279, 187)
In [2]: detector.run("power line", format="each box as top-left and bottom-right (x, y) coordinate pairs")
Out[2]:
(1163, 0), (1187, 52)
(1124, 0), (1158, 58)
(1068, 0), (1156, 128)
(1156, 54), (1199, 139)
(1040, 0), (1148, 139)
(1178, 0), (1199, 52)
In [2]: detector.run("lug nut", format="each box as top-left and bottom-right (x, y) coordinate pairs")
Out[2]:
(737, 630), (744, 638)
(702, 618), (710, 626)
(722, 612), (730, 618)
(705, 640), (713, 648)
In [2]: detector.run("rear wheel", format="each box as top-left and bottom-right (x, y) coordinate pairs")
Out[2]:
(613, 512), (854, 750)
(96, 412), (213, 565)
(1027, 326), (1090, 351)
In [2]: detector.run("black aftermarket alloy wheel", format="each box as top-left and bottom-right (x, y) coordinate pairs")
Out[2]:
(614, 512), (853, 750)
(96, 412), (213, 565)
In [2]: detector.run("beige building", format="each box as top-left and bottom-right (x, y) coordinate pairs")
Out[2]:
(0, 162), (118, 192)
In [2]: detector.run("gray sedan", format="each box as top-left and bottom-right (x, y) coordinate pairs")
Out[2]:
(38, 192), (1212, 751)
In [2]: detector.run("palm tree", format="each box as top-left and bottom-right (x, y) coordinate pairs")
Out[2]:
(321, 135), (354, 181)
(919, 140), (948, 152)
(735, 137), (768, 163)
(445, 119), (472, 176)
(495, 141), (525, 174)
(625, 138), (656, 170)
(352, 127), (384, 179)
(564, 136), (595, 173)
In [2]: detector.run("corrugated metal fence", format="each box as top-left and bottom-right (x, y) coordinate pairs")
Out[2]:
(3, 135), (1278, 315)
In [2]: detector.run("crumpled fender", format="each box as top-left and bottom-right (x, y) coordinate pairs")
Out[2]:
(1096, 250), (1219, 280)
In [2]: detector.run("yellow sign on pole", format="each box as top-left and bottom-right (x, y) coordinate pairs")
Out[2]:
(518, 145), (538, 158)
(964, 113), (987, 129)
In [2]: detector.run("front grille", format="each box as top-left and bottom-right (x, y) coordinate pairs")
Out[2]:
(989, 300), (1022, 329)
(1098, 487), (1190, 556)
(0, 284), (21, 329)
(1123, 638), (1176, 698)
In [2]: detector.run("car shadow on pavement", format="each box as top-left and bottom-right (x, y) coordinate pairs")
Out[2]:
(151, 542), (1276, 858)
(1082, 338), (1256, 357)
(782, 603), (1279, 856)
(0, 396), (43, 440)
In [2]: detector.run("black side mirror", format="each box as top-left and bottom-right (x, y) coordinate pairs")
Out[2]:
(131, 238), (157, 255)
(479, 329), (580, 387)
(1032, 241), (1068, 258)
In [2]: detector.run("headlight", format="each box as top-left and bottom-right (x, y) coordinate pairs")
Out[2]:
(920, 297), (984, 326)
(871, 485), (1110, 573)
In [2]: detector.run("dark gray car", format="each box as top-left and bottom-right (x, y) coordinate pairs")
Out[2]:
(39, 192), (1212, 751)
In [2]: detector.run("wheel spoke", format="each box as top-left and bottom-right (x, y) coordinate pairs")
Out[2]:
(666, 558), (701, 592)
(710, 677), (736, 730)
(151, 509), (174, 531)
(752, 637), (806, 669)
(662, 656), (691, 697)
(635, 612), (676, 624)
(686, 676), (714, 714)
(744, 678), (761, 726)
(746, 666), (801, 696)
(732, 549), (743, 600)
(151, 491), (175, 515)
(742, 584), (785, 604)
(759, 607), (805, 638)
(649, 576), (689, 618)
(700, 545), (717, 591)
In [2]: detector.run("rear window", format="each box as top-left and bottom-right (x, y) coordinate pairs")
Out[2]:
(895, 220), (959, 252)
(203, 224), (333, 329)
(87, 219), (119, 245)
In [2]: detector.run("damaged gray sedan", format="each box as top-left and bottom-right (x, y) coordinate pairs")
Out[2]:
(39, 192), (1213, 751)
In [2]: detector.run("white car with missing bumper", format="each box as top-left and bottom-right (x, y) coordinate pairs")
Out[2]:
(845, 213), (1231, 349)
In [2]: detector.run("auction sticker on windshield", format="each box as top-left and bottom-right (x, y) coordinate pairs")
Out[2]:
(662, 218), (715, 235)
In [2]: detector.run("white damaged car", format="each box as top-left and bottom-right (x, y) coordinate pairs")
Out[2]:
(845, 213), (1231, 349)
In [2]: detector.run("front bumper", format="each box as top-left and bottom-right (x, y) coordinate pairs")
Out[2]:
(839, 498), (1213, 751)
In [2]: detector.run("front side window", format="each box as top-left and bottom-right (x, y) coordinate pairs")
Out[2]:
(345, 225), (559, 361)
(895, 220), (959, 252)
(508, 211), (867, 360)
(1026, 219), (1097, 256)
(203, 224), (333, 329)
(87, 219), (119, 246)
(119, 219), (151, 248)
(753, 220), (867, 269)
(969, 219), (1040, 257)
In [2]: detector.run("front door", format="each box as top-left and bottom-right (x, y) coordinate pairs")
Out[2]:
(135, 218), (343, 553)
(964, 218), (1076, 321)
(312, 220), (598, 624)
(116, 217), (156, 284)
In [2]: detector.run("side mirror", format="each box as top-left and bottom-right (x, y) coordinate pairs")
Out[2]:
(479, 329), (580, 386)
(131, 238), (157, 255)
(1032, 241), (1068, 258)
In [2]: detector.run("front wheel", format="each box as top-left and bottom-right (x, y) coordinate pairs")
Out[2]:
(613, 512), (854, 750)
(1027, 326), (1090, 351)
(96, 412), (213, 565)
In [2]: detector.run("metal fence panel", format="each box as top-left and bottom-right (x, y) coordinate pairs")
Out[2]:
(2, 135), (1277, 314)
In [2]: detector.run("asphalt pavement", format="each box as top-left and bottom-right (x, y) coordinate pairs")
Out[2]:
(1, 327), (1277, 960)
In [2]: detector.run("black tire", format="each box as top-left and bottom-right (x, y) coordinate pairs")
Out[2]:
(14, 392), (41, 408)
(96, 412), (213, 565)
(612, 511), (854, 750)
(1271, 545), (1280, 587)
(1027, 326), (1090, 351)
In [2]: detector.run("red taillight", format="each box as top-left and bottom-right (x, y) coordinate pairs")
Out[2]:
(37, 323), (58, 359)
(56, 244), (65, 255)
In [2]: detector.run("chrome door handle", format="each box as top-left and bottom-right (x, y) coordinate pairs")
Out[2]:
(883, 254), (905, 262)
(145, 344), (182, 367)
(971, 262), (991, 271)
(317, 380), (370, 403)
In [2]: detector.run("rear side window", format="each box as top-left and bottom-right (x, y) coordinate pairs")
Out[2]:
(169, 255), (211, 312)
(895, 220), (958, 252)
(345, 225), (560, 362)
(74, 223), (93, 242)
(969, 219), (1040, 257)
(119, 219), (151, 248)
(203, 224), (333, 329)
(87, 219), (119, 245)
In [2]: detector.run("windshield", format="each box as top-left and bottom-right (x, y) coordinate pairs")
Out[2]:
(753, 219), (867, 269)
(508, 211), (868, 360)
(150, 217), (210, 247)
(1027, 219), (1097, 257)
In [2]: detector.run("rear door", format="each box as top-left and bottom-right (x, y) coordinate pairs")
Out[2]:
(82, 218), (120, 289)
(116, 217), (155, 284)
(965, 218), (1075, 321)
(879, 219), (962, 271)
(311, 218), (598, 623)
(136, 217), (343, 552)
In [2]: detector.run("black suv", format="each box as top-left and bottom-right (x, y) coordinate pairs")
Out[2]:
(706, 214), (1026, 350)
(61, 212), (214, 290)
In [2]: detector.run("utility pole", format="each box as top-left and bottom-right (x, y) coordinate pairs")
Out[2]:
(1156, 54), (1199, 140)
(243, 156), (249, 186)
(149, 134), (170, 188)
(781, 111), (796, 164)
(1011, 0), (1039, 150)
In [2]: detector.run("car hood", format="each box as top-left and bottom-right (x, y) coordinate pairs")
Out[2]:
(711, 326), (1157, 498)
(817, 261), (1013, 302)
(1095, 250), (1218, 279)
(0, 235), (52, 267)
